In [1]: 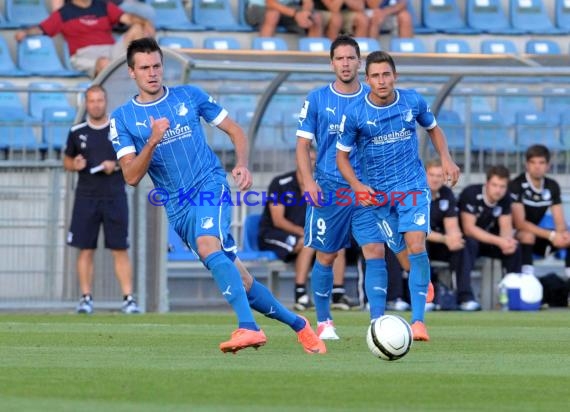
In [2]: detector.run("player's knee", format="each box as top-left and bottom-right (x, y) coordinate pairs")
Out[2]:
(196, 236), (222, 260)
(361, 243), (385, 259)
(316, 251), (337, 266)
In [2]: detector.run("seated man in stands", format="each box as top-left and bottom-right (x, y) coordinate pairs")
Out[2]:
(258, 149), (356, 311)
(509, 144), (570, 278)
(457, 165), (522, 311)
(245, 0), (323, 38)
(16, 0), (155, 78)
(366, 0), (413, 38)
(313, 0), (369, 40)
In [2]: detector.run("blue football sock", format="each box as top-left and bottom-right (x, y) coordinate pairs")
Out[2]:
(312, 261), (333, 323)
(408, 251), (430, 323)
(247, 279), (305, 332)
(365, 258), (387, 321)
(204, 251), (258, 330)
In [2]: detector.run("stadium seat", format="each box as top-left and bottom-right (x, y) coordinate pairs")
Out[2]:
(559, 112), (570, 149)
(510, 0), (567, 34)
(193, 0), (252, 31)
(4, 0), (49, 28)
(167, 224), (199, 261)
(450, 88), (493, 122)
(0, 107), (43, 157)
(0, 35), (28, 76)
(470, 112), (515, 151)
(42, 106), (77, 153)
(389, 37), (427, 53)
(298, 37), (331, 52)
(354, 37), (381, 53)
(0, 80), (30, 114)
(203, 36), (241, 50)
(515, 111), (562, 151)
(555, 0), (570, 31)
(145, 0), (205, 31)
(158, 36), (194, 49)
(18, 35), (83, 77)
(543, 87), (570, 116)
(435, 39), (472, 54)
(480, 39), (518, 54)
(422, 0), (481, 34)
(525, 39), (562, 55)
(497, 87), (538, 126)
(252, 37), (288, 51)
(437, 109), (465, 150)
(28, 81), (73, 120)
(407, 0), (437, 34)
(466, 0), (525, 34)
(239, 214), (280, 261)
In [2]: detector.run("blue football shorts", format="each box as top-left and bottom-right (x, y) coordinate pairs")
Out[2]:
(373, 188), (431, 254)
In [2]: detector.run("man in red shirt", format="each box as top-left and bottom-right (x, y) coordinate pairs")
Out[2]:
(15, 0), (154, 78)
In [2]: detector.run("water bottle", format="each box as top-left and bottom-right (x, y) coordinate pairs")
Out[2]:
(499, 284), (508, 311)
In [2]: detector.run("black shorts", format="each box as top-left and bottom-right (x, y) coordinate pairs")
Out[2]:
(258, 228), (299, 262)
(67, 195), (129, 250)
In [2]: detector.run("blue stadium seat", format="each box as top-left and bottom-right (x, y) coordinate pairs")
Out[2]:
(252, 37), (288, 51)
(0, 80), (30, 114)
(470, 112), (515, 151)
(145, 0), (205, 31)
(203, 36), (241, 50)
(28, 81), (73, 120)
(437, 109), (465, 150)
(0, 107), (43, 156)
(525, 39), (561, 55)
(239, 214), (280, 261)
(158, 36), (194, 49)
(560, 112), (570, 149)
(0, 35), (28, 76)
(543, 87), (570, 116)
(480, 39), (518, 54)
(18, 35), (83, 77)
(497, 87), (538, 126)
(466, 0), (525, 34)
(298, 37), (331, 52)
(4, 0), (49, 28)
(555, 0), (570, 31)
(510, 0), (567, 34)
(450, 88), (493, 122)
(515, 111), (562, 151)
(389, 37), (427, 53)
(407, 0), (437, 33)
(422, 0), (481, 34)
(42, 106), (77, 152)
(193, 0), (252, 31)
(435, 39), (472, 54)
(167, 224), (199, 261)
(354, 37), (381, 53)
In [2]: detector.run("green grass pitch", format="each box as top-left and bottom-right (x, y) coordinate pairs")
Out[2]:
(1, 310), (569, 411)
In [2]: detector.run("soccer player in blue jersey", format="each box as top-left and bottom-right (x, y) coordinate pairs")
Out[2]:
(337, 50), (460, 341)
(296, 35), (386, 340)
(110, 37), (325, 354)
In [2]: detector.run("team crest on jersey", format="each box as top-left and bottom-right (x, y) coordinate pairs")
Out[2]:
(109, 118), (119, 145)
(413, 213), (426, 226)
(542, 189), (551, 200)
(403, 109), (413, 123)
(439, 199), (449, 211)
(175, 102), (188, 116)
(201, 217), (214, 230)
(492, 206), (502, 217)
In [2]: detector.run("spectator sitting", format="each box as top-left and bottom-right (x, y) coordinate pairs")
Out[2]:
(366, 0), (413, 38)
(314, 0), (369, 40)
(457, 165), (522, 311)
(509, 144), (570, 278)
(245, 0), (323, 38)
(17, 0), (155, 78)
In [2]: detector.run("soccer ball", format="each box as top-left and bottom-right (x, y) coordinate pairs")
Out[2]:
(366, 314), (413, 361)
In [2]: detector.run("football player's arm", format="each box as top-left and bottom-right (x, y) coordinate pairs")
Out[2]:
(461, 211), (503, 247)
(511, 201), (543, 236)
(119, 116), (169, 186)
(336, 149), (375, 207)
(268, 203), (304, 237)
(427, 125), (460, 187)
(296, 137), (320, 205)
(217, 116), (252, 191)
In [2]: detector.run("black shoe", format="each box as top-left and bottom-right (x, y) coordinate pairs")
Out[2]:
(331, 294), (359, 311)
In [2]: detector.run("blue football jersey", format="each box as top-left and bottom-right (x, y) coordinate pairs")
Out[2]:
(337, 88), (436, 192)
(296, 82), (366, 184)
(110, 85), (228, 220)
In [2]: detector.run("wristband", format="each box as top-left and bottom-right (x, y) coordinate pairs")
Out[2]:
(548, 231), (556, 242)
